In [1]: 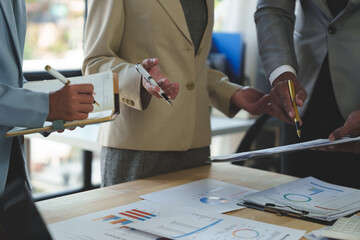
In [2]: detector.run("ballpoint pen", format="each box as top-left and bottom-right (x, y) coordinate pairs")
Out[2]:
(45, 65), (100, 107)
(135, 63), (172, 106)
(288, 79), (301, 138)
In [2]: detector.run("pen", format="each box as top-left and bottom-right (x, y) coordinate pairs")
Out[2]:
(288, 79), (301, 138)
(45, 65), (100, 107)
(135, 63), (172, 106)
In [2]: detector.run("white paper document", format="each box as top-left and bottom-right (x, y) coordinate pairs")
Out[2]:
(130, 205), (306, 240)
(48, 200), (168, 240)
(48, 200), (305, 240)
(140, 179), (257, 213)
(209, 136), (360, 162)
(243, 177), (360, 223)
(24, 71), (115, 113)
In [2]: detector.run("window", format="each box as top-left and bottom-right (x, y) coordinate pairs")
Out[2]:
(24, 0), (86, 72)
(23, 0), (102, 200)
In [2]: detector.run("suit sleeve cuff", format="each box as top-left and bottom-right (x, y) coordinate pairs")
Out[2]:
(269, 65), (297, 85)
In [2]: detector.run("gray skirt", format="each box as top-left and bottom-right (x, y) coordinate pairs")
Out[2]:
(100, 146), (210, 187)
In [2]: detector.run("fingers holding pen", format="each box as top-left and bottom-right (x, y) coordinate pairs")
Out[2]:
(142, 77), (161, 98)
(142, 58), (159, 71)
(270, 82), (294, 123)
(47, 84), (95, 122)
(139, 58), (180, 101)
(271, 72), (307, 126)
(157, 79), (180, 100)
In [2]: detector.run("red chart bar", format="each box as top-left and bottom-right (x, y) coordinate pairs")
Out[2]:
(125, 211), (150, 219)
(120, 212), (146, 221)
(132, 209), (157, 217)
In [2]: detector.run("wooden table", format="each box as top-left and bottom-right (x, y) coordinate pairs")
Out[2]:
(36, 163), (327, 238)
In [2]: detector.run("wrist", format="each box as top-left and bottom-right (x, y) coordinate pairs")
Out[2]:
(273, 72), (297, 87)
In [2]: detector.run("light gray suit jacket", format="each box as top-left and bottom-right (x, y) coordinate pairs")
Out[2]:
(255, 0), (360, 118)
(0, 0), (49, 194)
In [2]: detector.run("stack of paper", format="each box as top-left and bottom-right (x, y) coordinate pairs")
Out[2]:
(49, 200), (306, 240)
(242, 177), (360, 223)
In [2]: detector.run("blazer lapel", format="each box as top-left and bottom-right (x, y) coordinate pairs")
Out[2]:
(158, 0), (192, 45)
(315, 0), (333, 19)
(316, 0), (359, 21)
(0, 0), (22, 68)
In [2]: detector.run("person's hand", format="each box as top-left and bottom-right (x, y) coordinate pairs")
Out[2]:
(141, 58), (179, 100)
(47, 84), (94, 121)
(231, 87), (273, 115)
(311, 110), (360, 155)
(270, 72), (307, 125)
(329, 110), (360, 141)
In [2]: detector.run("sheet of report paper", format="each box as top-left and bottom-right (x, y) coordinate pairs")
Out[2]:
(48, 200), (305, 240)
(48, 200), (169, 240)
(209, 136), (360, 162)
(243, 177), (360, 222)
(130, 206), (306, 240)
(140, 179), (257, 213)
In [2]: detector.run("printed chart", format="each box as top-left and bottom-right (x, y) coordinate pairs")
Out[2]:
(48, 201), (168, 240)
(140, 179), (257, 213)
(131, 206), (305, 240)
(48, 200), (305, 240)
(244, 177), (360, 222)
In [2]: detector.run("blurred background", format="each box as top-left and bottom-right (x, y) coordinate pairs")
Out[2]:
(24, 0), (278, 200)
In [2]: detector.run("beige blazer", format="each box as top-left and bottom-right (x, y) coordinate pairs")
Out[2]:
(255, 0), (360, 118)
(83, 0), (241, 151)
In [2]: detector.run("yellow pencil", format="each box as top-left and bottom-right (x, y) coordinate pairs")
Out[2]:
(288, 80), (301, 138)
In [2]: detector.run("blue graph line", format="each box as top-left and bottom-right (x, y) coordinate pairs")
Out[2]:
(309, 188), (324, 195)
(310, 182), (344, 192)
(173, 219), (224, 239)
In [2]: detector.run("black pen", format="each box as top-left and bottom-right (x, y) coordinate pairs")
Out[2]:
(135, 63), (172, 106)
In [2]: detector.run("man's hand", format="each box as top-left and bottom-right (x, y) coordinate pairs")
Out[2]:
(312, 110), (360, 155)
(141, 58), (179, 100)
(270, 72), (307, 124)
(231, 87), (272, 115)
(47, 84), (94, 121)
(329, 110), (360, 140)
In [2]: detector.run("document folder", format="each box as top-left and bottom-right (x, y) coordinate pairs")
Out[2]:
(6, 71), (119, 137)
(239, 177), (360, 225)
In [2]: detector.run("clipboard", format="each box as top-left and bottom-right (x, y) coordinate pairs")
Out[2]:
(238, 176), (360, 225)
(238, 200), (337, 225)
(6, 71), (119, 137)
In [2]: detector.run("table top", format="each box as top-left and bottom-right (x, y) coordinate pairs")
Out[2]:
(36, 163), (326, 238)
(26, 116), (255, 152)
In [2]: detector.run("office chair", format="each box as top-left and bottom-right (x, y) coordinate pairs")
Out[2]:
(208, 32), (246, 85)
(232, 114), (281, 172)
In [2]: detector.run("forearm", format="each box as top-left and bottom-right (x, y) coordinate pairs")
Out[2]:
(255, 0), (298, 80)
(0, 84), (48, 127)
(207, 68), (242, 117)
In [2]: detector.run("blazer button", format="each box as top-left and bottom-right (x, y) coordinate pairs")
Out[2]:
(186, 82), (195, 90)
(129, 100), (135, 106)
(328, 25), (336, 34)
